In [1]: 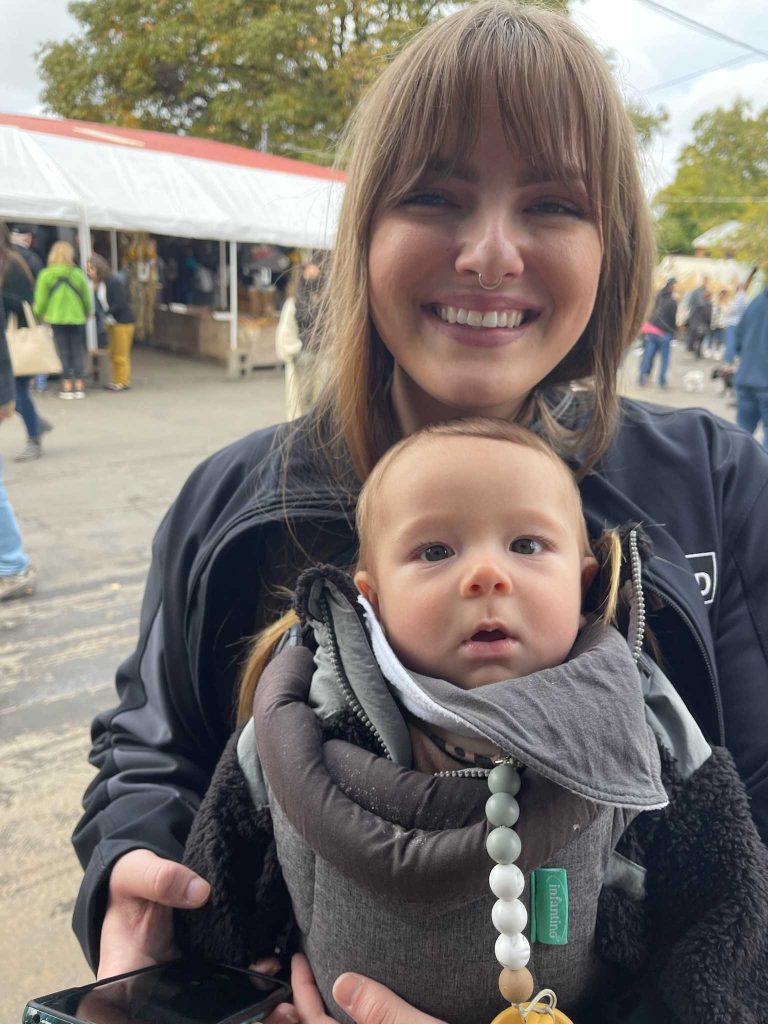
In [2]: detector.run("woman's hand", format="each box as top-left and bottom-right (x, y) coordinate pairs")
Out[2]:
(96, 849), (210, 979)
(0, 400), (15, 421)
(269, 954), (445, 1024)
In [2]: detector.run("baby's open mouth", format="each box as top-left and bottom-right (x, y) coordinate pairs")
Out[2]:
(470, 628), (509, 643)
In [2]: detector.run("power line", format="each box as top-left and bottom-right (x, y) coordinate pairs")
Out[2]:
(656, 196), (768, 204)
(633, 0), (768, 61)
(644, 54), (754, 94)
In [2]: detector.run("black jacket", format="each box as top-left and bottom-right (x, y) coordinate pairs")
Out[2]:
(71, 399), (768, 970)
(648, 286), (677, 335)
(0, 296), (15, 405)
(96, 274), (134, 324)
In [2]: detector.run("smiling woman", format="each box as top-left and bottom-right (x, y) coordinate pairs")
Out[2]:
(72, 3), (768, 1023)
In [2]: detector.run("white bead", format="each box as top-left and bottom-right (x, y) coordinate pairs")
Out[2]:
(495, 932), (531, 970)
(489, 863), (525, 900)
(492, 898), (528, 935)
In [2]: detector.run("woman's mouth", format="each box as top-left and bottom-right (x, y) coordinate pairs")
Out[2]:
(434, 305), (536, 329)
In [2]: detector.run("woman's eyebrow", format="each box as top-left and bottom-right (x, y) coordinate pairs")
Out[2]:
(424, 157), (478, 183)
(423, 159), (586, 188)
(518, 166), (586, 187)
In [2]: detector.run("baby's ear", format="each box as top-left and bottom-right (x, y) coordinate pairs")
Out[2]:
(579, 556), (599, 626)
(580, 554), (599, 595)
(354, 570), (380, 615)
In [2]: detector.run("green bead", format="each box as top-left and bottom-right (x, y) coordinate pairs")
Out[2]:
(486, 826), (521, 864)
(485, 792), (520, 828)
(488, 764), (521, 796)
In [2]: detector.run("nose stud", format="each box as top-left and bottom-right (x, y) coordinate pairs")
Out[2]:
(478, 272), (504, 291)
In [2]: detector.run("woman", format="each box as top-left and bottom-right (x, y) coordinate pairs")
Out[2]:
(86, 254), (135, 391)
(71, 1), (768, 1016)
(34, 241), (92, 398)
(0, 225), (53, 460)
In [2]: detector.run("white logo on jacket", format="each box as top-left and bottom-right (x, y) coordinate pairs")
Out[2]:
(685, 551), (717, 605)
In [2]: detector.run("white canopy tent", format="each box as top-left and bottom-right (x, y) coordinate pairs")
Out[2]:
(0, 114), (344, 350)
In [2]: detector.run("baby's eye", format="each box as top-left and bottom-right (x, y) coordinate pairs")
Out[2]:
(510, 537), (543, 555)
(420, 543), (454, 562)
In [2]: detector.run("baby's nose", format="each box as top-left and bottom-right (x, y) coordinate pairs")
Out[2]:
(461, 561), (513, 596)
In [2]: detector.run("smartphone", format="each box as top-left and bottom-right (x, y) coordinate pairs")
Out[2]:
(22, 960), (291, 1024)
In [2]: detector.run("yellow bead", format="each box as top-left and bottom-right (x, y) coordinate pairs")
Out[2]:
(498, 967), (534, 1003)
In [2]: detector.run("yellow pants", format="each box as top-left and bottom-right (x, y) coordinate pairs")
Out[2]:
(107, 322), (135, 387)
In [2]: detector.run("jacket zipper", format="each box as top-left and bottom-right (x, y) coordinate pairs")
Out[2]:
(319, 592), (393, 760)
(644, 580), (724, 743)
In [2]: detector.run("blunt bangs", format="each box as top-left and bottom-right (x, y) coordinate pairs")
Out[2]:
(365, 3), (616, 232)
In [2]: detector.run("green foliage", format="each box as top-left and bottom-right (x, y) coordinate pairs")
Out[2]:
(653, 101), (768, 256)
(38, 0), (473, 163)
(40, 0), (666, 169)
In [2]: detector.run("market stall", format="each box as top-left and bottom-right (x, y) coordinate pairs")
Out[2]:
(0, 113), (344, 372)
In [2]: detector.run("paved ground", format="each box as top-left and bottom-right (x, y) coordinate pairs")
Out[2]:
(0, 339), (738, 1021)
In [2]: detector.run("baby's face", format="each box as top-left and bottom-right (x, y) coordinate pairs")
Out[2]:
(355, 436), (596, 688)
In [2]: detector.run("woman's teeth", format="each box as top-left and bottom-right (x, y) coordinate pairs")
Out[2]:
(437, 306), (525, 328)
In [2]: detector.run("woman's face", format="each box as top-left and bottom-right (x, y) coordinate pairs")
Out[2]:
(368, 104), (603, 432)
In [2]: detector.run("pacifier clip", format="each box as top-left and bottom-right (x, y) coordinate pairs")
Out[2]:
(486, 762), (573, 1024)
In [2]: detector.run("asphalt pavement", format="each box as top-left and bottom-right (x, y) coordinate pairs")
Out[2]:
(0, 338), (740, 1022)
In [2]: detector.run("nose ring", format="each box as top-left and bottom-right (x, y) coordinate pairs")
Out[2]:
(478, 272), (503, 291)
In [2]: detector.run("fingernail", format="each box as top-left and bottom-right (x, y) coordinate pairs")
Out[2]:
(276, 1003), (299, 1024)
(184, 877), (209, 904)
(333, 973), (363, 1011)
(253, 958), (279, 975)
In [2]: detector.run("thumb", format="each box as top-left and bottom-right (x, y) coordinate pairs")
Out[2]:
(333, 974), (444, 1024)
(110, 849), (210, 908)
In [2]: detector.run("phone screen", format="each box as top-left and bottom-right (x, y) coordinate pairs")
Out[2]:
(29, 961), (287, 1024)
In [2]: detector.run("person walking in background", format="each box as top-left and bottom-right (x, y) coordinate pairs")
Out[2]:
(686, 277), (712, 359)
(8, 224), (48, 393)
(0, 225), (53, 461)
(725, 282), (750, 365)
(0, 295), (36, 601)
(735, 282), (768, 448)
(86, 254), (135, 392)
(34, 241), (91, 399)
(9, 224), (43, 279)
(638, 277), (677, 388)
(706, 288), (729, 359)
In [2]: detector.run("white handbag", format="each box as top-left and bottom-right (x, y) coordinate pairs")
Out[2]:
(6, 301), (63, 377)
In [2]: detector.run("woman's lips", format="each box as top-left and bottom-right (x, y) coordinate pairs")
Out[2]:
(427, 305), (538, 347)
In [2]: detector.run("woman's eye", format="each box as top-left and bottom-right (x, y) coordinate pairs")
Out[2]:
(510, 537), (543, 555)
(401, 191), (450, 208)
(529, 198), (585, 218)
(419, 543), (454, 562)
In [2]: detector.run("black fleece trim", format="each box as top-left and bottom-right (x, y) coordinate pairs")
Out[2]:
(596, 745), (768, 1022)
(175, 730), (292, 965)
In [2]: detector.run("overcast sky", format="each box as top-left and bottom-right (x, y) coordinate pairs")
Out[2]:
(0, 0), (765, 196)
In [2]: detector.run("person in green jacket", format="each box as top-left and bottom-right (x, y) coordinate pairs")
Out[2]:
(34, 241), (92, 399)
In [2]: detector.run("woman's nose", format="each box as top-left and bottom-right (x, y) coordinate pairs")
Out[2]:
(454, 211), (525, 284)
(461, 560), (513, 597)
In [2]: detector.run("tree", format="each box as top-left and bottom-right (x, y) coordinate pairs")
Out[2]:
(653, 101), (768, 256)
(47, 1), (680, 169)
(37, 1), (475, 163)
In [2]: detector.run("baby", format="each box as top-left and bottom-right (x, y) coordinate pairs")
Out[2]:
(179, 420), (766, 1024)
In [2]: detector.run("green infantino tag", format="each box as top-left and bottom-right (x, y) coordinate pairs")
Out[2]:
(532, 868), (568, 945)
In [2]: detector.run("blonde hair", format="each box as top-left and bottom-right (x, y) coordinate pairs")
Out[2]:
(47, 241), (75, 267)
(238, 418), (625, 722)
(307, 0), (654, 481)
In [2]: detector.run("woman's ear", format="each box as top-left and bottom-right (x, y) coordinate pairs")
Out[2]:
(354, 570), (380, 615)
